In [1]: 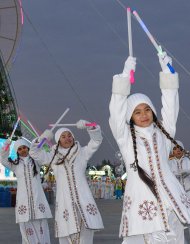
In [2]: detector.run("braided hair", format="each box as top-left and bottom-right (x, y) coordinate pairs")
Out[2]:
(130, 121), (157, 198)
(8, 151), (38, 177)
(153, 113), (190, 158)
(44, 141), (75, 175)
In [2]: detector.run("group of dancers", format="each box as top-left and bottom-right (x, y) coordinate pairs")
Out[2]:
(1, 49), (190, 244)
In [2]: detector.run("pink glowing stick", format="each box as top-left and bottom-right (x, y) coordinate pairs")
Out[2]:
(127, 7), (135, 83)
(3, 117), (21, 151)
(49, 122), (97, 127)
(18, 0), (24, 25)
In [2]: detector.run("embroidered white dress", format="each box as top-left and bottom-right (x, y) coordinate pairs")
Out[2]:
(109, 72), (190, 238)
(29, 126), (104, 238)
(0, 151), (52, 223)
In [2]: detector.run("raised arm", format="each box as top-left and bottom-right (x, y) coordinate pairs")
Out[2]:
(29, 130), (54, 166)
(158, 52), (179, 138)
(0, 140), (16, 172)
(76, 120), (103, 162)
(109, 57), (136, 145)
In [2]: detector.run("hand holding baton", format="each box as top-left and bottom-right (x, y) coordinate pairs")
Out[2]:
(38, 108), (70, 148)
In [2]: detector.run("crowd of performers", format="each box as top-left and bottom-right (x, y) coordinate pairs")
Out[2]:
(1, 50), (190, 244)
(87, 176), (126, 200)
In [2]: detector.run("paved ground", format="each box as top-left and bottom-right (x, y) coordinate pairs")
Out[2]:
(0, 199), (123, 244)
(1, 199), (190, 244)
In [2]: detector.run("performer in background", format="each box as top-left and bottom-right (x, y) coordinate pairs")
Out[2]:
(0, 138), (52, 244)
(29, 120), (104, 244)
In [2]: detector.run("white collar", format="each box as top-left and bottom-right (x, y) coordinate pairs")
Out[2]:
(134, 123), (155, 138)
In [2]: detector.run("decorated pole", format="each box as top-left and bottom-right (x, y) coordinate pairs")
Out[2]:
(4, 117), (21, 151)
(49, 122), (97, 127)
(38, 108), (70, 148)
(132, 10), (175, 74)
(27, 120), (39, 137)
(127, 7), (135, 83)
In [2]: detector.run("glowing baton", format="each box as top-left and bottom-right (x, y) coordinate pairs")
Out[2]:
(4, 117), (21, 151)
(49, 122), (97, 127)
(127, 7), (135, 83)
(38, 108), (70, 148)
(132, 10), (175, 74)
(27, 120), (39, 137)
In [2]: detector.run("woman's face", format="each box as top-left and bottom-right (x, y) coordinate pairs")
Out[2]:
(59, 131), (74, 148)
(131, 103), (153, 127)
(17, 145), (29, 157)
(173, 146), (184, 159)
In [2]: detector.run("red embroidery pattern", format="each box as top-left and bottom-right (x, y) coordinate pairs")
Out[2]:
(152, 133), (188, 223)
(40, 226), (43, 234)
(18, 205), (27, 215)
(26, 228), (34, 236)
(63, 209), (69, 221)
(39, 203), (45, 213)
(181, 194), (190, 208)
(141, 135), (169, 230)
(138, 200), (157, 221)
(86, 203), (98, 215)
(120, 195), (131, 236)
(124, 196), (132, 210)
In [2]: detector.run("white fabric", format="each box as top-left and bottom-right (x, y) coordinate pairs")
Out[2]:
(126, 93), (157, 124)
(76, 120), (90, 129)
(54, 128), (74, 143)
(58, 223), (94, 244)
(19, 219), (50, 244)
(169, 156), (190, 192)
(40, 129), (54, 141)
(109, 72), (190, 237)
(0, 152), (52, 223)
(14, 138), (30, 152)
(122, 56), (136, 77)
(158, 51), (172, 74)
(29, 126), (104, 238)
(121, 210), (184, 244)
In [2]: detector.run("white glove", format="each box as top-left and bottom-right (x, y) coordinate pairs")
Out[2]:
(157, 49), (172, 73)
(122, 56), (136, 77)
(40, 129), (53, 141)
(76, 120), (90, 129)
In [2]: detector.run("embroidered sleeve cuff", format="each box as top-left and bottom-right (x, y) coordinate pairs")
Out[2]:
(112, 74), (131, 96)
(159, 72), (179, 89)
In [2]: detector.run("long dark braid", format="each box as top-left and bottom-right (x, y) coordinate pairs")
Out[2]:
(130, 121), (157, 198)
(153, 113), (190, 158)
(8, 151), (38, 177)
(44, 142), (59, 175)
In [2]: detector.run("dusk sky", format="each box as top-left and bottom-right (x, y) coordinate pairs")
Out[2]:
(8, 0), (190, 164)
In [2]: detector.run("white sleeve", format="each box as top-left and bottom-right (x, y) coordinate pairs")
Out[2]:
(160, 72), (179, 138)
(83, 126), (103, 162)
(0, 148), (16, 172)
(29, 140), (54, 166)
(109, 74), (131, 147)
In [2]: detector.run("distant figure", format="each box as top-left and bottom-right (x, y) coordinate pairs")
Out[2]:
(29, 120), (104, 244)
(0, 138), (52, 244)
(169, 140), (190, 244)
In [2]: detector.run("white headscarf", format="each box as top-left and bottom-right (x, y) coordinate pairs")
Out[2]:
(126, 93), (157, 124)
(14, 138), (30, 152)
(54, 128), (75, 143)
